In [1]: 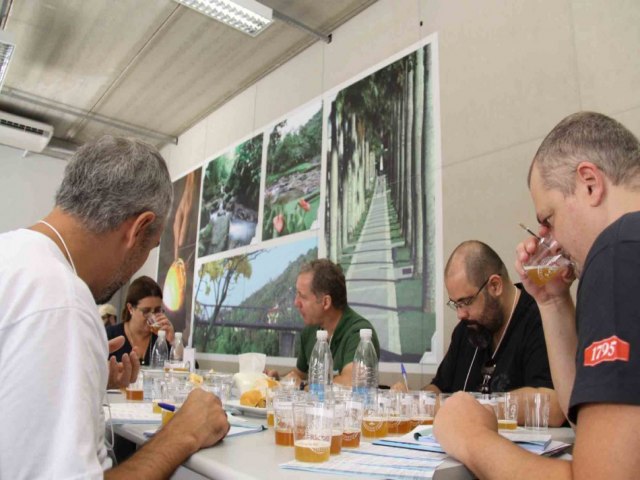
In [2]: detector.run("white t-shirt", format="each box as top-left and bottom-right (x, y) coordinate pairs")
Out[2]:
(0, 229), (111, 479)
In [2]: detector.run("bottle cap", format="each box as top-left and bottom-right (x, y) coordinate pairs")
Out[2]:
(175, 332), (182, 339)
(158, 330), (166, 338)
(359, 328), (372, 339)
(316, 330), (328, 340)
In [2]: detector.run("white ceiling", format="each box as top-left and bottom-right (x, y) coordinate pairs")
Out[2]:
(0, 0), (376, 157)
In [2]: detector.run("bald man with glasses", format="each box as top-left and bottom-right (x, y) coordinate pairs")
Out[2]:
(393, 240), (565, 426)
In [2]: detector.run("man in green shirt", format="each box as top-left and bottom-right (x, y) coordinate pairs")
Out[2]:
(267, 259), (380, 386)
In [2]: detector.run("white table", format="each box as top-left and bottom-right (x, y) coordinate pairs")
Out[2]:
(108, 395), (575, 480)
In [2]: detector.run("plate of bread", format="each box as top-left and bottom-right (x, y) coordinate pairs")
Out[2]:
(226, 374), (280, 417)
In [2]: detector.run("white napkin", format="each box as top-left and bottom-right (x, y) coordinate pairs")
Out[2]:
(233, 353), (267, 394)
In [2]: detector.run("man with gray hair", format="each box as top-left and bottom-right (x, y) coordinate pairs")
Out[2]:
(0, 136), (229, 479)
(434, 112), (640, 478)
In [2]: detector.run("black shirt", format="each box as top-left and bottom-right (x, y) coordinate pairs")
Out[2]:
(569, 211), (640, 422)
(432, 285), (553, 393)
(105, 322), (165, 367)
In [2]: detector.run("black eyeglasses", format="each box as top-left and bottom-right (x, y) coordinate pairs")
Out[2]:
(479, 359), (496, 395)
(446, 276), (493, 311)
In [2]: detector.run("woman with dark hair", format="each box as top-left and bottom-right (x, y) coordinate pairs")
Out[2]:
(106, 276), (174, 366)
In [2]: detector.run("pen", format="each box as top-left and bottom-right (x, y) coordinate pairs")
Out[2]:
(518, 223), (541, 240)
(400, 363), (409, 391)
(158, 402), (176, 412)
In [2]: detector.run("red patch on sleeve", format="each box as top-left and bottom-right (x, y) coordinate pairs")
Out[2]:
(584, 335), (630, 367)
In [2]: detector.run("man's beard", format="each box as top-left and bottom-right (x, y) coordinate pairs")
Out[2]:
(95, 276), (126, 304)
(465, 322), (493, 349)
(463, 293), (505, 349)
(93, 244), (146, 304)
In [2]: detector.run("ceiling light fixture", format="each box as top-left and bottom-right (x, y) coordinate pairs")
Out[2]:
(173, 0), (273, 37)
(0, 30), (15, 91)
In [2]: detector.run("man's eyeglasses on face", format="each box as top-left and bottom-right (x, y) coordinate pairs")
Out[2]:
(446, 277), (492, 311)
(136, 306), (164, 316)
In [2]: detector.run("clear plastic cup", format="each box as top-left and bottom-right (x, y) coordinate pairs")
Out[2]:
(145, 312), (162, 334)
(361, 391), (389, 439)
(492, 392), (519, 430)
(292, 401), (333, 463)
(525, 392), (549, 431)
(413, 391), (436, 427)
(523, 235), (573, 286)
(125, 375), (144, 401)
(273, 393), (295, 446)
(204, 373), (233, 405)
(342, 395), (364, 448)
(265, 385), (279, 427)
(328, 400), (345, 455)
(436, 393), (452, 416)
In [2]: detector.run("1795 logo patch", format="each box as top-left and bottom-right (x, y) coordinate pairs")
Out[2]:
(584, 335), (630, 367)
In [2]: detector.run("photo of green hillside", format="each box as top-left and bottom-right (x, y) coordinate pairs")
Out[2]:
(192, 237), (318, 355)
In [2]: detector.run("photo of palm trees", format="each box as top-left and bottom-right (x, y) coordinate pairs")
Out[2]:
(325, 42), (438, 362)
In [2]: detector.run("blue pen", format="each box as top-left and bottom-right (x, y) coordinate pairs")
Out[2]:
(401, 363), (409, 391)
(158, 402), (176, 412)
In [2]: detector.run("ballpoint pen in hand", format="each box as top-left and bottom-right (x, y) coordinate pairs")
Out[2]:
(401, 363), (409, 391)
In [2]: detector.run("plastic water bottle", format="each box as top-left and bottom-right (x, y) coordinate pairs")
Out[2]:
(170, 332), (184, 362)
(150, 330), (168, 369)
(308, 330), (333, 401)
(351, 329), (378, 405)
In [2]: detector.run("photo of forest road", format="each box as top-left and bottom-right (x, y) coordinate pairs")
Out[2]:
(198, 134), (262, 257)
(262, 104), (322, 240)
(325, 43), (438, 363)
(192, 238), (318, 355)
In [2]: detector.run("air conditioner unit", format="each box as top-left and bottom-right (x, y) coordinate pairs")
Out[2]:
(0, 110), (53, 152)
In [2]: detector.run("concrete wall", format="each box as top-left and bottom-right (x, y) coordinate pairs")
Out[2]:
(0, 145), (66, 233)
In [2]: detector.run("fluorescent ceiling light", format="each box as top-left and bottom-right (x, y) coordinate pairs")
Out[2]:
(174, 0), (273, 37)
(0, 30), (15, 91)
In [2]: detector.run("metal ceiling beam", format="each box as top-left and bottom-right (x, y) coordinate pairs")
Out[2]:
(0, 86), (178, 144)
(272, 9), (332, 44)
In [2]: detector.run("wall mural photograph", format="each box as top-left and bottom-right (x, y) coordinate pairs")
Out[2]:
(262, 102), (323, 240)
(157, 168), (202, 339)
(192, 237), (318, 356)
(198, 134), (263, 258)
(325, 41), (437, 363)
(163, 38), (441, 367)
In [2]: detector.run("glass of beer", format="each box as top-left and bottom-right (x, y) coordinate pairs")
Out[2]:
(361, 392), (389, 439)
(523, 235), (573, 286)
(145, 312), (162, 334)
(265, 385), (279, 428)
(125, 375), (144, 401)
(413, 391), (436, 427)
(273, 393), (295, 446)
(383, 390), (402, 436)
(292, 400), (333, 463)
(328, 399), (344, 455)
(342, 395), (364, 448)
(492, 392), (519, 430)
(161, 404), (179, 426)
